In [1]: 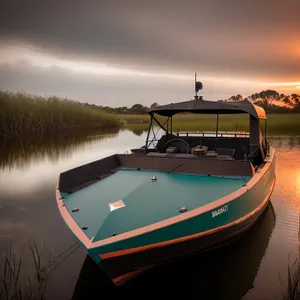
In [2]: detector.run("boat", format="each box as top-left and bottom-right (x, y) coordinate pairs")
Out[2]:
(56, 81), (276, 285)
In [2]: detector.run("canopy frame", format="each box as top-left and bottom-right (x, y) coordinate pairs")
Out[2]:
(144, 98), (269, 162)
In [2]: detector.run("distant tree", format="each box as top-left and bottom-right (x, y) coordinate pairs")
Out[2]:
(224, 94), (243, 102)
(291, 94), (300, 105)
(282, 96), (291, 105)
(150, 102), (159, 109)
(130, 103), (148, 114)
(66, 90), (300, 115)
(230, 94), (243, 102)
(131, 103), (143, 110)
(248, 90), (281, 110)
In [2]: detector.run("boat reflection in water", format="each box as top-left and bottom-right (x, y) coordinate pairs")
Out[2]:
(72, 202), (275, 299)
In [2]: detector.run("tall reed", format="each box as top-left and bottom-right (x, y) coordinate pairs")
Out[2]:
(280, 258), (300, 300)
(0, 239), (79, 300)
(0, 91), (120, 138)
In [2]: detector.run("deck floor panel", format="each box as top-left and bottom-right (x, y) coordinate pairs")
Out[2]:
(63, 169), (248, 241)
(63, 170), (154, 239)
(92, 169), (247, 241)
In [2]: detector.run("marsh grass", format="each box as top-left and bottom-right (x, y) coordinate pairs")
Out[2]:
(0, 240), (79, 300)
(119, 113), (300, 135)
(0, 91), (120, 138)
(280, 258), (300, 300)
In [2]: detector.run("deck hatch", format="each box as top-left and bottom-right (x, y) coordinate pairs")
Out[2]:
(109, 200), (126, 212)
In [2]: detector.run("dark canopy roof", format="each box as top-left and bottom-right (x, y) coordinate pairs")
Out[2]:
(148, 98), (266, 120)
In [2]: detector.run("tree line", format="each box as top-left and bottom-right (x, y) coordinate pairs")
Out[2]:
(223, 90), (300, 113)
(82, 90), (300, 114)
(83, 102), (158, 114)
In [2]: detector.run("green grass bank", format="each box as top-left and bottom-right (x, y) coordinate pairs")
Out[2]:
(118, 113), (300, 135)
(0, 91), (120, 138)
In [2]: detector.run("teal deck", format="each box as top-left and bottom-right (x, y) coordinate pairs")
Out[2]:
(63, 169), (250, 242)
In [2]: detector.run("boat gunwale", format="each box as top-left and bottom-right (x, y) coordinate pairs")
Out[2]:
(56, 147), (275, 250)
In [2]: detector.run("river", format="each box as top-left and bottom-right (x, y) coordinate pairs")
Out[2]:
(0, 129), (299, 299)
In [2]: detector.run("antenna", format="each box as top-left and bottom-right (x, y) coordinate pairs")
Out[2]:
(194, 72), (203, 99)
(194, 72), (197, 99)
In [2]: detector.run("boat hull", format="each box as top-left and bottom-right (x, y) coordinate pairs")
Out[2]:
(87, 148), (276, 284)
(99, 180), (275, 284)
(72, 202), (276, 298)
(56, 147), (275, 285)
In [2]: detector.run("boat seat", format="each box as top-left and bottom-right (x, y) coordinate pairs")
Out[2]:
(131, 148), (146, 155)
(217, 148), (235, 158)
(216, 155), (235, 160)
(206, 151), (218, 158)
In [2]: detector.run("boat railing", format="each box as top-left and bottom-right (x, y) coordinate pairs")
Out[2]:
(146, 131), (250, 150)
(175, 131), (250, 138)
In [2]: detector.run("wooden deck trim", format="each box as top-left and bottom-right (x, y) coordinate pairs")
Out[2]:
(56, 183), (93, 248)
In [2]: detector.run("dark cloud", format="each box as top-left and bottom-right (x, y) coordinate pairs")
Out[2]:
(1, 0), (300, 81)
(2, 61), (272, 106)
(0, 62), (194, 106)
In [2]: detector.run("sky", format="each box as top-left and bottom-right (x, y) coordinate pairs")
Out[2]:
(1, 0), (300, 107)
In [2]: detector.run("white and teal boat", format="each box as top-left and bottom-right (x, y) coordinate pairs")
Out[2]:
(56, 88), (275, 284)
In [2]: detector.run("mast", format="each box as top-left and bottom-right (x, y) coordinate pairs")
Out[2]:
(195, 72), (198, 99)
(194, 72), (203, 99)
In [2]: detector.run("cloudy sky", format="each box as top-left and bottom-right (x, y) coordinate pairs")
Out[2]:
(1, 0), (300, 107)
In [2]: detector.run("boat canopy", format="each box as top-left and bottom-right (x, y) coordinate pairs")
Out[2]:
(148, 98), (266, 120)
(145, 96), (269, 163)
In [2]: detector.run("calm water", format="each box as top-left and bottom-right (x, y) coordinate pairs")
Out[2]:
(0, 130), (299, 300)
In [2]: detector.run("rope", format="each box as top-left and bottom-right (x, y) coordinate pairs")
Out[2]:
(48, 243), (80, 275)
(167, 158), (189, 173)
(41, 242), (80, 274)
(51, 242), (79, 261)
